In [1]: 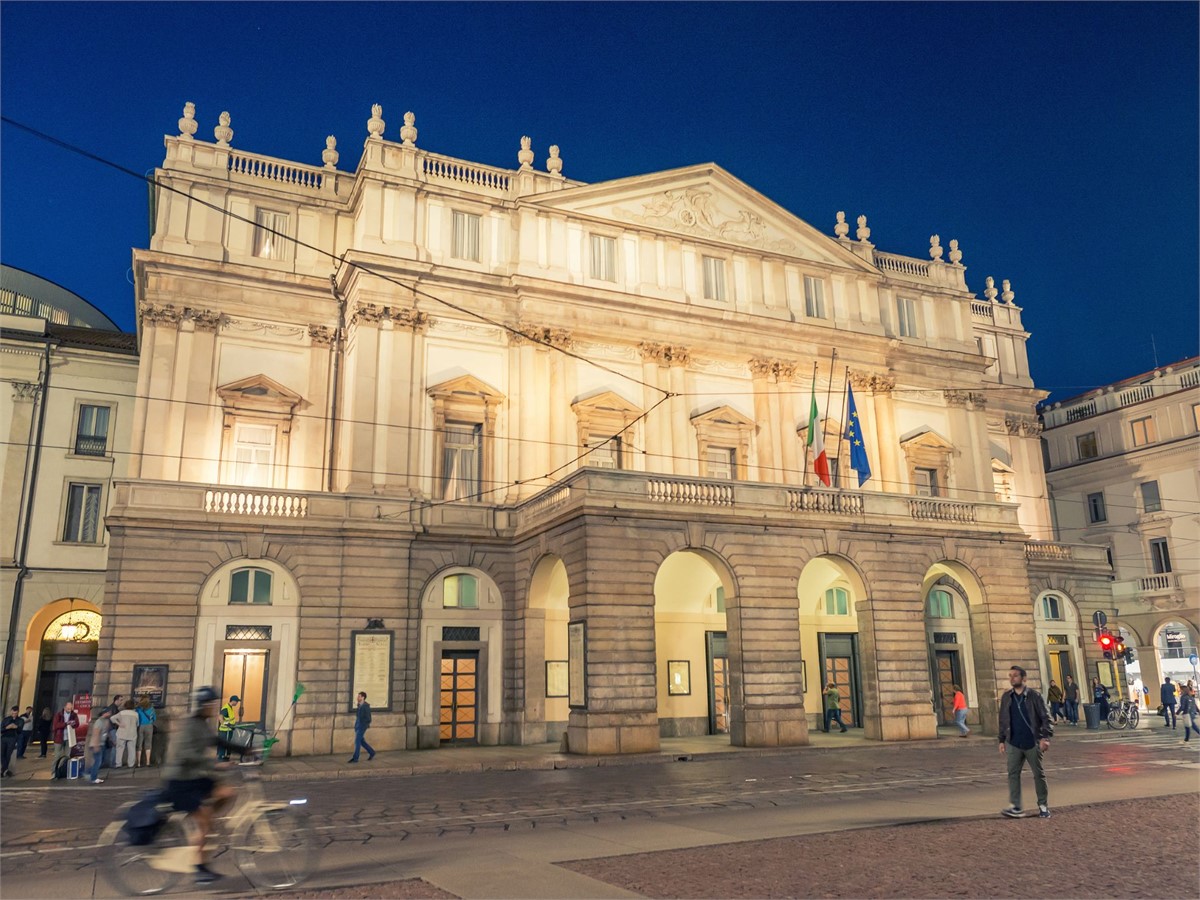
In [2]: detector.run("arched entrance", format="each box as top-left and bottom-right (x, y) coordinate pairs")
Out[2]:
(653, 550), (731, 738)
(25, 600), (101, 717)
(1155, 620), (1199, 685)
(922, 576), (979, 727)
(798, 556), (865, 731)
(528, 555), (570, 744)
(1032, 591), (1084, 702)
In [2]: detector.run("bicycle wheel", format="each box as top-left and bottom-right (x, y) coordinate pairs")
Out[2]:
(1107, 709), (1121, 728)
(1128, 707), (1140, 728)
(235, 804), (316, 890)
(103, 815), (190, 896)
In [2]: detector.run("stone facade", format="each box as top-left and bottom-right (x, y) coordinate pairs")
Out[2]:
(93, 103), (1113, 755)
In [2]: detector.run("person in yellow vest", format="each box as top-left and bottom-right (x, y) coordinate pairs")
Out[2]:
(216, 695), (240, 760)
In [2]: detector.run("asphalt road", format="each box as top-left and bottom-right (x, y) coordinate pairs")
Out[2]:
(2, 726), (1196, 897)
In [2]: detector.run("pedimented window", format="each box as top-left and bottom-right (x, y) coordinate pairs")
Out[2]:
(428, 375), (505, 502)
(572, 390), (642, 471)
(216, 375), (303, 489)
(692, 405), (756, 479)
(900, 430), (957, 498)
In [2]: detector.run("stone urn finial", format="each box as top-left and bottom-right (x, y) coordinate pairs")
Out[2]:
(400, 111), (417, 146)
(948, 239), (963, 265)
(983, 276), (998, 302)
(834, 211), (850, 240)
(322, 135), (339, 169)
(367, 104), (385, 140)
(214, 111), (233, 147)
(856, 214), (871, 242)
(518, 135), (534, 170)
(1001, 279), (1015, 304)
(546, 144), (563, 177)
(929, 234), (943, 262)
(178, 102), (198, 140)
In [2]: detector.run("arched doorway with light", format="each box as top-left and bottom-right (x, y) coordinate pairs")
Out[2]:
(1032, 591), (1085, 703)
(653, 550), (733, 739)
(24, 600), (102, 717)
(797, 555), (866, 732)
(527, 554), (570, 744)
(922, 577), (980, 729)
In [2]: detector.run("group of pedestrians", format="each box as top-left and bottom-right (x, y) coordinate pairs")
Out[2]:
(1, 705), (53, 777)
(31, 695), (159, 784)
(1044, 675), (1082, 726)
(1159, 676), (1199, 741)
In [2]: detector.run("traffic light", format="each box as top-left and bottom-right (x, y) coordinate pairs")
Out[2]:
(1124, 646), (1136, 664)
(1099, 632), (1115, 659)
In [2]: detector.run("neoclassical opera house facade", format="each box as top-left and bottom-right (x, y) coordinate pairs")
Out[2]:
(95, 103), (1115, 756)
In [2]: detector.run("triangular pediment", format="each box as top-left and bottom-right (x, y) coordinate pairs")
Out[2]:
(691, 404), (757, 430)
(525, 164), (874, 270)
(427, 373), (505, 402)
(216, 374), (303, 410)
(900, 429), (956, 452)
(571, 389), (641, 417)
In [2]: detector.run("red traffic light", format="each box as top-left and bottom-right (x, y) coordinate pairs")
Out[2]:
(1099, 634), (1114, 649)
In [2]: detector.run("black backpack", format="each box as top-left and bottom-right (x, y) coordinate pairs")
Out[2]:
(122, 790), (169, 846)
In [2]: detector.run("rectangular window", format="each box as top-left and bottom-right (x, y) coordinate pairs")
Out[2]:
(74, 404), (111, 456)
(232, 423), (276, 488)
(442, 423), (482, 500)
(590, 234), (617, 282)
(914, 467), (939, 497)
(63, 483), (102, 543)
(1140, 481), (1162, 514)
(1087, 491), (1107, 523)
(827, 457), (840, 489)
(715, 585), (726, 613)
(702, 255), (726, 302)
(253, 209), (290, 260)
(585, 435), (621, 469)
(705, 446), (737, 480)
(803, 275), (826, 318)
(443, 574), (479, 609)
(1149, 538), (1172, 574)
(896, 297), (919, 337)
(451, 211), (481, 262)
(1130, 416), (1157, 447)
(1076, 432), (1098, 460)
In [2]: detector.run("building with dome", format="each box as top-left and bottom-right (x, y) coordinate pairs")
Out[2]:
(92, 104), (1116, 756)
(0, 265), (138, 716)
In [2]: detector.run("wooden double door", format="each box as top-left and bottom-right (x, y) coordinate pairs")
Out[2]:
(819, 633), (862, 728)
(439, 651), (478, 744)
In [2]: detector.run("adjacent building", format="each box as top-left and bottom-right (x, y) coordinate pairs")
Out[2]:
(1042, 357), (1200, 696)
(1, 265), (138, 714)
(93, 102), (1115, 756)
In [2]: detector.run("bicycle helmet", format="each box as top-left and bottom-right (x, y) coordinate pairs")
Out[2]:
(192, 685), (220, 711)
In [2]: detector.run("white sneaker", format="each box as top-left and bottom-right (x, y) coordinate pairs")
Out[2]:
(92, 778), (104, 784)
(1001, 805), (1022, 817)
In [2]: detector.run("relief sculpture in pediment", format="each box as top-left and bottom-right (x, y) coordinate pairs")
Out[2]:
(616, 188), (797, 254)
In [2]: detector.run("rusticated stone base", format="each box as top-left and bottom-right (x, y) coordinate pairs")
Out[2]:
(731, 706), (810, 747)
(568, 711), (660, 755)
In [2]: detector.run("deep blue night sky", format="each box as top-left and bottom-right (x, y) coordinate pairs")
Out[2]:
(2, 2), (1196, 400)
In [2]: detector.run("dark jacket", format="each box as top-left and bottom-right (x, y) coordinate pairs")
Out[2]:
(998, 688), (1053, 746)
(1179, 693), (1197, 716)
(1, 715), (21, 743)
(355, 702), (372, 732)
(1161, 682), (1177, 706)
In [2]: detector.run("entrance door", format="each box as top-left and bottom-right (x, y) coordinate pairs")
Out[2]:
(820, 633), (861, 728)
(933, 650), (962, 725)
(1047, 648), (1073, 687)
(221, 650), (269, 729)
(439, 651), (478, 744)
(706, 631), (730, 735)
(36, 640), (97, 719)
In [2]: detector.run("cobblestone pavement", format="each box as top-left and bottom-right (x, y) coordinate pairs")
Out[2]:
(2, 726), (1195, 880)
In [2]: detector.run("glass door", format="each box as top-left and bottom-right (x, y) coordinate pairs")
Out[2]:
(221, 650), (269, 729)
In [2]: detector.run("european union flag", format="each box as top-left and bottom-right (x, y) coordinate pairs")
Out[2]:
(843, 385), (872, 487)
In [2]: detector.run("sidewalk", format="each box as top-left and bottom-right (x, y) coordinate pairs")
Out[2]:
(4, 716), (1169, 788)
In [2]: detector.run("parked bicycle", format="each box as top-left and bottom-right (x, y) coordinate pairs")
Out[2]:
(1107, 698), (1141, 730)
(98, 734), (315, 895)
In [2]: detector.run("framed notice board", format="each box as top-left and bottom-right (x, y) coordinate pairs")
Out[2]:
(350, 630), (394, 712)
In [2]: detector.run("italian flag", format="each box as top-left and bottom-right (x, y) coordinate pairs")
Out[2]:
(808, 378), (830, 486)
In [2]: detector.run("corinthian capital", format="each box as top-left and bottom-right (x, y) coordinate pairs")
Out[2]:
(849, 370), (895, 393)
(639, 342), (690, 366)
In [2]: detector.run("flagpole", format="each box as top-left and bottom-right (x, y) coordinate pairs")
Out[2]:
(821, 348), (838, 485)
(835, 365), (850, 489)
(802, 361), (816, 487)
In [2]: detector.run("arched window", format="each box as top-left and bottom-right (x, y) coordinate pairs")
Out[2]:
(824, 587), (849, 616)
(928, 589), (954, 618)
(443, 574), (479, 609)
(1041, 595), (1063, 621)
(229, 567), (273, 605)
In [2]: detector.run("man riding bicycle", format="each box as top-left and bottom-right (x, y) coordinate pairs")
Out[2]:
(161, 685), (251, 884)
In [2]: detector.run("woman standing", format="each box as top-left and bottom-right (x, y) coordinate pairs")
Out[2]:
(1092, 677), (1111, 721)
(136, 697), (156, 767)
(952, 685), (970, 737)
(1179, 686), (1198, 742)
(111, 700), (139, 767)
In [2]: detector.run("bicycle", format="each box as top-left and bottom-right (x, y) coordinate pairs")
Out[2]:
(1107, 698), (1141, 730)
(98, 734), (316, 895)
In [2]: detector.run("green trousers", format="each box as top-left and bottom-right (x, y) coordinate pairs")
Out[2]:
(1006, 743), (1047, 808)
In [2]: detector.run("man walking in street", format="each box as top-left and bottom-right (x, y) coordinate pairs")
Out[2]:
(217, 695), (240, 759)
(822, 682), (848, 733)
(998, 665), (1053, 818)
(1160, 677), (1177, 729)
(347, 691), (375, 763)
(1063, 675), (1080, 725)
(1, 706), (22, 777)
